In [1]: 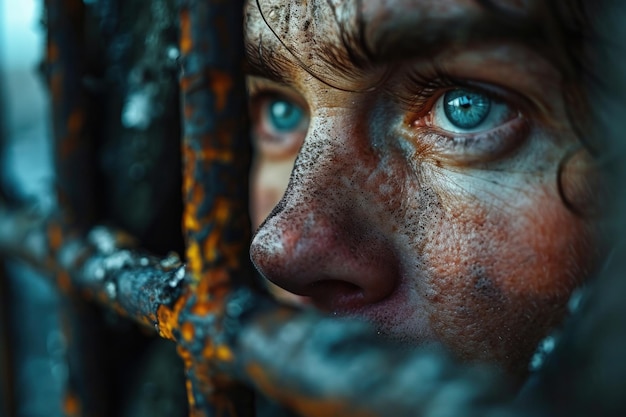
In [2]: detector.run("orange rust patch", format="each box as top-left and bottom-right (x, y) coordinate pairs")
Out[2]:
(202, 231), (220, 263)
(197, 268), (230, 296)
(47, 41), (59, 61)
(209, 70), (232, 112)
(181, 321), (195, 342)
(198, 147), (234, 163)
(190, 300), (213, 316)
(60, 134), (79, 159)
(186, 241), (202, 277)
(216, 345), (234, 362)
(112, 303), (128, 318)
(185, 376), (196, 408)
(57, 271), (72, 293)
(50, 72), (63, 101)
(199, 343), (233, 363)
(156, 289), (191, 341)
(183, 182), (206, 233)
(180, 9), (192, 54)
(184, 102), (194, 119)
(48, 223), (63, 251)
(64, 0), (83, 16)
(184, 209), (201, 233)
(192, 182), (205, 206)
(63, 391), (81, 417)
(67, 110), (84, 136)
(212, 197), (230, 224)
(246, 363), (376, 417)
(182, 170), (194, 200)
(157, 305), (177, 340)
(201, 343), (216, 359)
(180, 74), (199, 93)
(157, 305), (178, 341)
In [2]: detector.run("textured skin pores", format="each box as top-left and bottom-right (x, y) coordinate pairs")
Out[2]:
(246, 0), (601, 378)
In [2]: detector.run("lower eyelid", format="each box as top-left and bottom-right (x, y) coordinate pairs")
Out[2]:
(417, 115), (530, 166)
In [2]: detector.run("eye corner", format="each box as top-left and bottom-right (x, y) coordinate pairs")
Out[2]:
(249, 84), (309, 160)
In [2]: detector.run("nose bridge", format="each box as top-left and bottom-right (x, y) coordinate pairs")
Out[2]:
(250, 109), (402, 307)
(280, 108), (367, 215)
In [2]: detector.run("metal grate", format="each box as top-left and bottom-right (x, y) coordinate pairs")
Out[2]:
(2, 1), (625, 416)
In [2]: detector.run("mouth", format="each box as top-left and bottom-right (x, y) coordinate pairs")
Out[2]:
(304, 280), (434, 346)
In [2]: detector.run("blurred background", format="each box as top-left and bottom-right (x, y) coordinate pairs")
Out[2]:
(0, 1), (189, 415)
(0, 1), (66, 416)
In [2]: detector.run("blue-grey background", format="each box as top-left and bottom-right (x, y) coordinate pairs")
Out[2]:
(1, 1), (65, 416)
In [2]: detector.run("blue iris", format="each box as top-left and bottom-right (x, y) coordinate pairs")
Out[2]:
(268, 99), (304, 132)
(443, 89), (491, 130)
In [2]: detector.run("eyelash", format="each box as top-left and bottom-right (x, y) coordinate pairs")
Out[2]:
(392, 66), (463, 114)
(390, 66), (530, 164)
(247, 79), (309, 158)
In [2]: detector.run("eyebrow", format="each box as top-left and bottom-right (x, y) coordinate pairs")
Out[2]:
(367, 13), (544, 64)
(245, 5), (555, 84)
(245, 35), (298, 83)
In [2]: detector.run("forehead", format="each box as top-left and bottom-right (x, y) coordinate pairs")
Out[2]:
(244, 0), (534, 81)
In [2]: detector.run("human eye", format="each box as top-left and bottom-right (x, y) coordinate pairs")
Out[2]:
(433, 89), (514, 134)
(248, 80), (309, 159)
(404, 83), (529, 166)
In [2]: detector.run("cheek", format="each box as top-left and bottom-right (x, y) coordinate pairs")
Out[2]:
(416, 182), (596, 374)
(250, 157), (296, 229)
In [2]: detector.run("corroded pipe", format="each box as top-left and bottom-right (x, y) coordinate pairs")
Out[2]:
(176, 0), (256, 415)
(0, 209), (528, 417)
(44, 0), (105, 415)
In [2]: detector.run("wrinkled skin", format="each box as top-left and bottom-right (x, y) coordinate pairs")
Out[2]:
(246, 0), (602, 378)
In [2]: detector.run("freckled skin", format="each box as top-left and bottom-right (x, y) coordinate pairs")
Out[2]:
(246, 0), (603, 379)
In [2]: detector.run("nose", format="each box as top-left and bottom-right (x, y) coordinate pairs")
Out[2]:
(250, 120), (400, 312)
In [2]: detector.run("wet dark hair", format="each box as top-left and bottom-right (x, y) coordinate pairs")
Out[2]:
(253, 0), (609, 216)
(450, 0), (607, 216)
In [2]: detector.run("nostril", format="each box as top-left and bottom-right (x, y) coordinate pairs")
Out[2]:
(250, 207), (401, 314)
(306, 280), (368, 312)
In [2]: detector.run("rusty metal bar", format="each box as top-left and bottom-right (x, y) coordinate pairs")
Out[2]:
(176, 0), (257, 415)
(0, 207), (530, 417)
(0, 214), (182, 337)
(0, 0), (519, 414)
(0, 39), (12, 417)
(0, 0), (584, 416)
(44, 0), (107, 415)
(45, 0), (97, 229)
(178, 1), (254, 291)
(0, 261), (14, 417)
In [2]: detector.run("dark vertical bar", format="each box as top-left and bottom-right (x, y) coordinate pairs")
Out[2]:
(0, 263), (14, 417)
(177, 0), (255, 415)
(0, 32), (12, 417)
(44, 1), (106, 416)
(45, 0), (97, 229)
(179, 0), (252, 288)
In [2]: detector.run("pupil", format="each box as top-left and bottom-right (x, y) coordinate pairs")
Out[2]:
(269, 99), (303, 132)
(443, 90), (491, 129)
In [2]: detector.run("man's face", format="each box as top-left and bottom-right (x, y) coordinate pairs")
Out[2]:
(246, 0), (600, 377)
